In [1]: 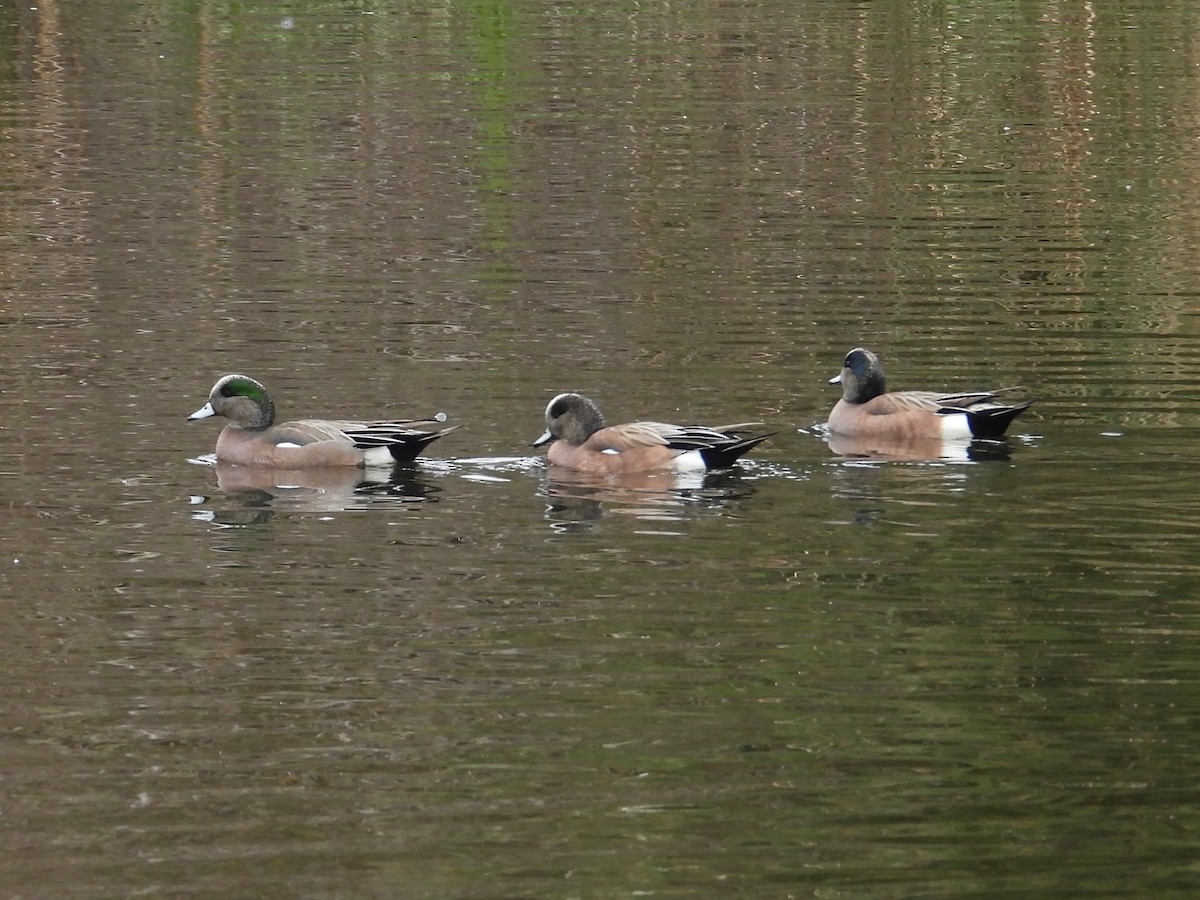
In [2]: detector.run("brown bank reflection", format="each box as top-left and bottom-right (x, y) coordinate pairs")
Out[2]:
(194, 461), (441, 519)
(539, 465), (759, 530)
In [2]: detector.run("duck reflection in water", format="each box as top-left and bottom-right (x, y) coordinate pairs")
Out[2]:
(201, 461), (440, 513)
(825, 431), (1014, 462)
(540, 465), (757, 529)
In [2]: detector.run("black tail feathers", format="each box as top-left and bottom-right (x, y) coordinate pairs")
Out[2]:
(698, 433), (774, 469)
(965, 402), (1032, 439)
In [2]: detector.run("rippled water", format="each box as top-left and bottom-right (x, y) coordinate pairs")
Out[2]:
(4, 0), (1200, 896)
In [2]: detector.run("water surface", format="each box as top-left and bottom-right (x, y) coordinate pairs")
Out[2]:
(3, 1), (1200, 896)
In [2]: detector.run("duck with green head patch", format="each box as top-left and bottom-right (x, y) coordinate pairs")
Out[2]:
(188, 373), (459, 467)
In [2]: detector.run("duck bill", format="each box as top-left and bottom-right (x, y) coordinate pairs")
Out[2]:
(187, 401), (216, 421)
(828, 373), (843, 386)
(531, 429), (554, 447)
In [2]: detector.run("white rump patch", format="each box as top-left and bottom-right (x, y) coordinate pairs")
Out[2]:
(361, 447), (396, 466)
(671, 450), (708, 472)
(937, 414), (974, 441)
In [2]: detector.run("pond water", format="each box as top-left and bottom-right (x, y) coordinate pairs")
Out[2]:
(4, 0), (1200, 896)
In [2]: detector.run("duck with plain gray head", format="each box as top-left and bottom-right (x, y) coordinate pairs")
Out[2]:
(532, 392), (773, 474)
(188, 373), (460, 468)
(827, 348), (1032, 441)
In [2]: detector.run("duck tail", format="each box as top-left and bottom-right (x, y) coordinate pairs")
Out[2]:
(966, 402), (1033, 439)
(384, 424), (462, 462)
(698, 432), (774, 469)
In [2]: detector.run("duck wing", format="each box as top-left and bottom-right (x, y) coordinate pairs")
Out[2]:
(301, 418), (460, 462)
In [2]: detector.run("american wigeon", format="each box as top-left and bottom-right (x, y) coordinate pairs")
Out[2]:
(532, 392), (773, 474)
(828, 348), (1032, 441)
(188, 373), (459, 467)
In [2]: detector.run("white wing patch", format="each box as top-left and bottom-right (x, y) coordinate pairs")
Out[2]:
(601, 448), (621, 455)
(275, 441), (303, 449)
